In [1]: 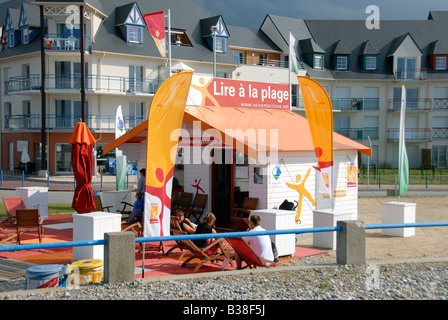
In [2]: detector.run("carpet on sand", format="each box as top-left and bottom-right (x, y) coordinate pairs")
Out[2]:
(1, 215), (327, 278)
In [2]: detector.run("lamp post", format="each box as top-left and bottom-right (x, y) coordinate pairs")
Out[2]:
(211, 26), (217, 77)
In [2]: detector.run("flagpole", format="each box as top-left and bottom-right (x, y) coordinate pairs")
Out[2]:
(167, 9), (172, 75)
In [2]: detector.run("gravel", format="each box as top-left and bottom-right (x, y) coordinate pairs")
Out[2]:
(1, 255), (447, 301)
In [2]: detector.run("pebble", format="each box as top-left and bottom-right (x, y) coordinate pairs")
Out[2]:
(0, 255), (447, 300)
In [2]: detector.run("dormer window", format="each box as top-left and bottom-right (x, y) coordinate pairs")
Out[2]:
(435, 57), (447, 70)
(336, 56), (348, 70)
(365, 56), (377, 70)
(200, 15), (229, 54)
(128, 26), (142, 43)
(115, 3), (145, 44)
(314, 54), (323, 69)
(21, 27), (29, 44)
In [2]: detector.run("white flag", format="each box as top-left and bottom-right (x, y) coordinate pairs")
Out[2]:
(289, 32), (299, 74)
(115, 105), (125, 139)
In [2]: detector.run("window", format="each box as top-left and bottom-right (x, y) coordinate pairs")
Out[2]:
(433, 146), (447, 168)
(215, 37), (226, 53)
(128, 26), (142, 43)
(56, 144), (72, 172)
(233, 51), (244, 64)
(314, 55), (323, 69)
(129, 101), (144, 128)
(170, 31), (192, 47)
(365, 56), (377, 70)
(436, 57), (447, 70)
(397, 58), (416, 79)
(8, 32), (14, 48)
(336, 56), (348, 70)
(216, 72), (229, 78)
(22, 27), (29, 44)
(129, 65), (144, 92)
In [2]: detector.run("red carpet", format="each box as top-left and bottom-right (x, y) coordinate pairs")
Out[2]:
(1, 215), (327, 279)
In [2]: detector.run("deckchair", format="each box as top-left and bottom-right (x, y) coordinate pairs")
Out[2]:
(2, 196), (26, 226)
(230, 197), (258, 231)
(164, 216), (188, 256)
(94, 195), (113, 212)
(16, 209), (44, 245)
(176, 192), (193, 211)
(185, 193), (208, 224)
(226, 237), (276, 269)
(178, 238), (233, 272)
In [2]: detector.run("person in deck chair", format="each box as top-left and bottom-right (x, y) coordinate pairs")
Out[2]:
(243, 214), (275, 263)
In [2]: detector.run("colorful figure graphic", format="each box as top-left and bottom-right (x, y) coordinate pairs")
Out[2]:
(190, 77), (221, 106)
(286, 168), (316, 223)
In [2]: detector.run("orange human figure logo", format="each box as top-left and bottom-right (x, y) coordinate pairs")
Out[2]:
(286, 168), (316, 223)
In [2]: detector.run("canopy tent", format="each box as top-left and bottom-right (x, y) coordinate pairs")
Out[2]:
(103, 106), (372, 158)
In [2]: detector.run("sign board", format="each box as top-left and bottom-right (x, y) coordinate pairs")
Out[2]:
(187, 76), (290, 110)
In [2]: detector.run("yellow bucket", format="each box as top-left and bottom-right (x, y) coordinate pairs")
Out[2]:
(68, 259), (104, 285)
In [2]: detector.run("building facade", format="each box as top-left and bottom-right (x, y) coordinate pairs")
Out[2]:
(1, 0), (447, 175)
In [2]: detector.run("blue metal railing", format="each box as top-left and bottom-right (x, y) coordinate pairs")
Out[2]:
(0, 222), (447, 253)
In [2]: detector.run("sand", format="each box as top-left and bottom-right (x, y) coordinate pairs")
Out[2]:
(296, 196), (448, 261)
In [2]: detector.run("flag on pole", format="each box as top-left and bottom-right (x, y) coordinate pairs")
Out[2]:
(144, 71), (193, 237)
(1, 25), (7, 51)
(143, 11), (166, 58)
(115, 105), (125, 140)
(398, 85), (409, 196)
(297, 76), (333, 199)
(289, 32), (299, 75)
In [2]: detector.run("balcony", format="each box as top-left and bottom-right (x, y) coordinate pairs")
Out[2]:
(44, 34), (92, 52)
(334, 128), (364, 140)
(387, 128), (431, 142)
(4, 114), (146, 132)
(433, 127), (448, 140)
(5, 74), (163, 95)
(433, 98), (448, 110)
(387, 98), (432, 112)
(394, 68), (427, 81)
(236, 56), (288, 68)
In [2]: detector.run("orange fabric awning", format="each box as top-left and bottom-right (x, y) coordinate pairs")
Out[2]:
(102, 106), (372, 158)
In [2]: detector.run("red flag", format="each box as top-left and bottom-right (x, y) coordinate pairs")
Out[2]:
(1, 26), (7, 51)
(143, 11), (166, 58)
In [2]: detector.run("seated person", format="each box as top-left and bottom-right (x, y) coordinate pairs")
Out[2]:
(175, 209), (196, 234)
(193, 212), (219, 255)
(241, 214), (275, 265)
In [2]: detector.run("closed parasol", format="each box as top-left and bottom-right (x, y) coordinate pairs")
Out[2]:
(70, 120), (96, 213)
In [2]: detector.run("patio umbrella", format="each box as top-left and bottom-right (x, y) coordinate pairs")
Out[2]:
(70, 120), (96, 213)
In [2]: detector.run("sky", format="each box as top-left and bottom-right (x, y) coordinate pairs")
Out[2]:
(193, 0), (448, 28)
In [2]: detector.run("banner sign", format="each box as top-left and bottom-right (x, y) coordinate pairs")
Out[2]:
(188, 76), (290, 110)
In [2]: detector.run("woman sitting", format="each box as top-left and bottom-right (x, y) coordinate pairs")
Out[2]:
(193, 212), (219, 255)
(175, 209), (196, 234)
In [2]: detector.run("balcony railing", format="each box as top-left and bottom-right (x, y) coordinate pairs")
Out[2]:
(331, 98), (364, 111)
(5, 74), (163, 95)
(433, 98), (448, 110)
(334, 128), (364, 140)
(387, 128), (431, 142)
(433, 127), (448, 140)
(4, 114), (146, 132)
(387, 98), (432, 112)
(44, 34), (92, 52)
(394, 68), (427, 81)
(235, 56), (288, 68)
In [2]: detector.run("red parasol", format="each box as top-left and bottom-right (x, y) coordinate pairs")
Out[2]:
(70, 120), (96, 213)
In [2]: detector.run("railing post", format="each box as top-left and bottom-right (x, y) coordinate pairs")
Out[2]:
(336, 220), (365, 265)
(104, 232), (135, 284)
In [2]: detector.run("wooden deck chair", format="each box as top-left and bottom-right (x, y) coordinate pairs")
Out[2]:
(94, 195), (113, 212)
(184, 193), (208, 223)
(226, 237), (276, 269)
(15, 209), (44, 245)
(176, 192), (193, 211)
(2, 196), (26, 226)
(178, 238), (233, 272)
(165, 216), (188, 256)
(230, 197), (259, 231)
(121, 215), (165, 254)
(0, 227), (16, 243)
(117, 201), (134, 220)
(171, 191), (180, 209)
